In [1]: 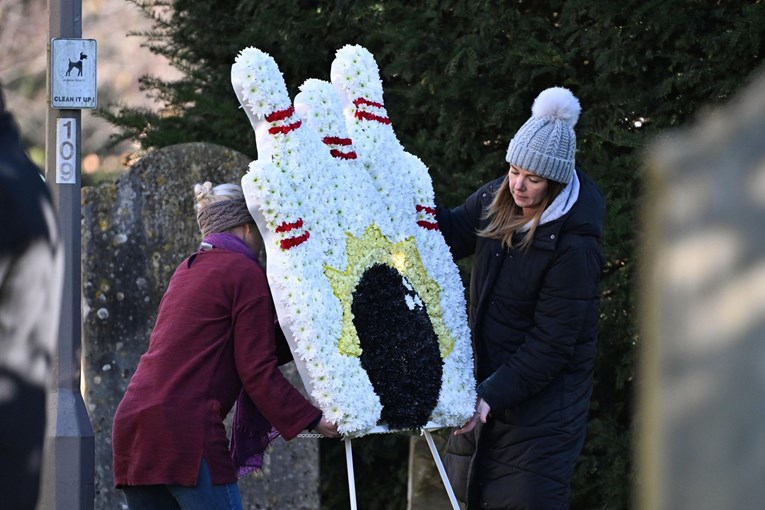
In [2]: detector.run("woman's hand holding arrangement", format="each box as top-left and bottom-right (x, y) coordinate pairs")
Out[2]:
(454, 398), (490, 435)
(314, 417), (340, 438)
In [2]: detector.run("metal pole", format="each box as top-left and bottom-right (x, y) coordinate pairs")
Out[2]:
(422, 429), (460, 510)
(39, 0), (95, 508)
(344, 438), (358, 510)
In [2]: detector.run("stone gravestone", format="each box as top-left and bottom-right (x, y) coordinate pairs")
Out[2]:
(639, 71), (765, 510)
(81, 142), (319, 510)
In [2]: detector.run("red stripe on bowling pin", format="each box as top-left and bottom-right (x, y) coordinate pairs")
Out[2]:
(415, 204), (439, 230)
(275, 218), (310, 249)
(266, 106), (302, 135)
(322, 136), (357, 160)
(352, 97), (391, 124)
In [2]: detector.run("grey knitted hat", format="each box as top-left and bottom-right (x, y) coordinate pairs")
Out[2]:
(197, 197), (253, 237)
(505, 87), (581, 184)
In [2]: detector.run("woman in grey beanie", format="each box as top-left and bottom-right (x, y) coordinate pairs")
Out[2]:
(439, 87), (606, 510)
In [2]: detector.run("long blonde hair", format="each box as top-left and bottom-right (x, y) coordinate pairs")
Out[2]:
(478, 175), (564, 251)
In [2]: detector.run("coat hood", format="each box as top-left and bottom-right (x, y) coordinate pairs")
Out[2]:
(561, 168), (606, 239)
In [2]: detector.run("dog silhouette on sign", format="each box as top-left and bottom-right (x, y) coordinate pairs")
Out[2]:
(65, 52), (87, 77)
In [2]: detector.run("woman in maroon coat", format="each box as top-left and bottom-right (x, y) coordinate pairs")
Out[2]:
(112, 182), (338, 510)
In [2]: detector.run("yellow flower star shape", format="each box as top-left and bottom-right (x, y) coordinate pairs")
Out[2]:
(324, 225), (455, 358)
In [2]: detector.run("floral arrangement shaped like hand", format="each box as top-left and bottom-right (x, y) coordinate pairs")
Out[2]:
(231, 45), (475, 437)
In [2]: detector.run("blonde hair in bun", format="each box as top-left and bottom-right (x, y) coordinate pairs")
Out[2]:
(193, 181), (245, 213)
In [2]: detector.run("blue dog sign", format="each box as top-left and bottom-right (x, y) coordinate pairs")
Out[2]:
(51, 38), (97, 109)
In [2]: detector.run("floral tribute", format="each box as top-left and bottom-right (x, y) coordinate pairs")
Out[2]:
(231, 45), (475, 436)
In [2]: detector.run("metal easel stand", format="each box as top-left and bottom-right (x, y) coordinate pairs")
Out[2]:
(341, 426), (460, 510)
(422, 428), (461, 509)
(344, 437), (358, 510)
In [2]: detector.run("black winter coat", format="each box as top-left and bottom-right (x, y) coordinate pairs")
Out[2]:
(438, 169), (605, 509)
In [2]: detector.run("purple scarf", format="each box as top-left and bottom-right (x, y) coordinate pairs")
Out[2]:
(202, 232), (260, 264)
(202, 233), (279, 477)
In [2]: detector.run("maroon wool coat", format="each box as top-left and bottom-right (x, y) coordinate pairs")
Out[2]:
(112, 248), (320, 487)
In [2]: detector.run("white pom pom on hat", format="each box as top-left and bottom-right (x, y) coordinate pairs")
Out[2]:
(505, 86), (581, 184)
(531, 86), (581, 127)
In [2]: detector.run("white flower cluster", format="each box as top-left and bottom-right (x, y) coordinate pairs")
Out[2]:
(294, 78), (381, 242)
(232, 45), (475, 436)
(330, 45), (417, 242)
(232, 47), (291, 120)
(234, 48), (341, 265)
(329, 45), (385, 108)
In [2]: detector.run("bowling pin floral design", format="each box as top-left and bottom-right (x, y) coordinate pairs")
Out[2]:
(231, 45), (475, 436)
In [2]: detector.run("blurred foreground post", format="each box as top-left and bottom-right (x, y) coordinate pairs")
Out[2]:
(39, 0), (95, 508)
(639, 70), (765, 509)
